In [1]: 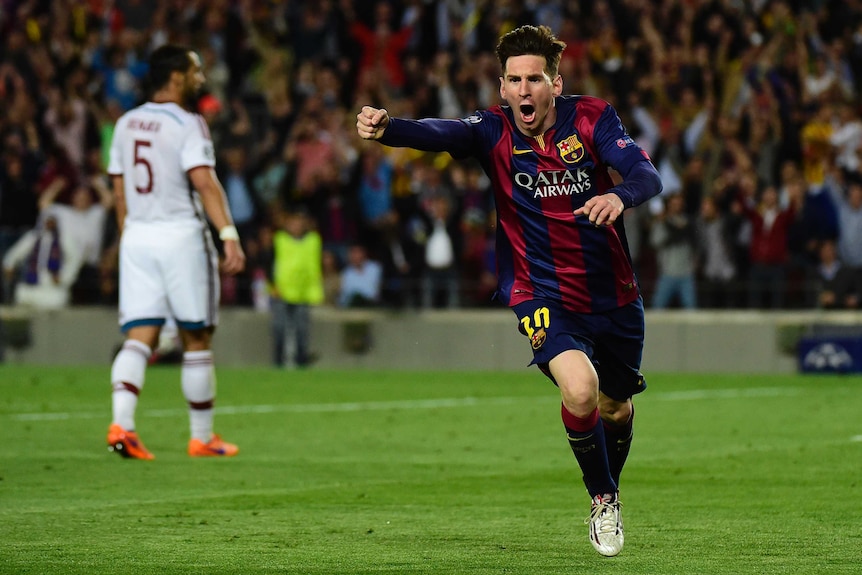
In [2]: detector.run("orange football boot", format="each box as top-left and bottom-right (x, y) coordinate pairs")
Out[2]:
(107, 423), (155, 460)
(188, 434), (239, 457)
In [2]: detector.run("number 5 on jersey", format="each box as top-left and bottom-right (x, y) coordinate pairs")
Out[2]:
(134, 140), (153, 194)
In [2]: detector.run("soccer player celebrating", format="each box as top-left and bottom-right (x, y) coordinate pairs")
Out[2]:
(356, 25), (662, 556)
(105, 45), (246, 459)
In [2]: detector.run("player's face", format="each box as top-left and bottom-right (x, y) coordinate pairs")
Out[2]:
(499, 54), (562, 137)
(182, 52), (206, 104)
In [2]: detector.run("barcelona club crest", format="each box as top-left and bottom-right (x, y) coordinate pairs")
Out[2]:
(557, 134), (584, 164)
(530, 327), (547, 350)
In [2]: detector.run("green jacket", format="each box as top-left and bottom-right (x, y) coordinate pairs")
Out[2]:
(272, 229), (324, 304)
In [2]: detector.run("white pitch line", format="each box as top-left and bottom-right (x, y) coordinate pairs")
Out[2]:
(6, 386), (805, 422)
(649, 386), (803, 401)
(851, 435), (862, 443)
(9, 395), (551, 422)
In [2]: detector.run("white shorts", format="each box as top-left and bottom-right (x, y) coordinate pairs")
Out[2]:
(118, 222), (220, 332)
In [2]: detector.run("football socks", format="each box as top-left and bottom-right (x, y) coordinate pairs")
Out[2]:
(602, 405), (634, 487)
(182, 350), (216, 442)
(110, 340), (151, 431)
(561, 403), (617, 497)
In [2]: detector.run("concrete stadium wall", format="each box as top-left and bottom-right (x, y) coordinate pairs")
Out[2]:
(1, 305), (860, 373)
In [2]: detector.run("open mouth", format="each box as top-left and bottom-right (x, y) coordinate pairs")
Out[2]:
(519, 103), (536, 124)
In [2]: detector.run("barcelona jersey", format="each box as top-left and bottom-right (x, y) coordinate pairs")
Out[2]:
(379, 95), (662, 313)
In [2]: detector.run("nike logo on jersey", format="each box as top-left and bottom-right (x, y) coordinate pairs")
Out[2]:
(513, 147), (534, 155)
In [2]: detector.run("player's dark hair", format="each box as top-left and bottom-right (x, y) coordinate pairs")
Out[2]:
(146, 44), (194, 94)
(495, 25), (567, 77)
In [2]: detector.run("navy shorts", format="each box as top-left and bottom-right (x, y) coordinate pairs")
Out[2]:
(512, 297), (647, 402)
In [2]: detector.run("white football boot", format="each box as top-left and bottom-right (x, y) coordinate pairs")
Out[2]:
(586, 492), (624, 557)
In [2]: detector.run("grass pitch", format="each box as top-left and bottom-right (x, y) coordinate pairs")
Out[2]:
(0, 365), (860, 574)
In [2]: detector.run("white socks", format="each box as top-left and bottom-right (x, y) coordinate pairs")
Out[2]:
(182, 350), (216, 442)
(110, 340), (151, 430)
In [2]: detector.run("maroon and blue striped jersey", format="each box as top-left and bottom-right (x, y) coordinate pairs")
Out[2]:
(379, 95), (662, 313)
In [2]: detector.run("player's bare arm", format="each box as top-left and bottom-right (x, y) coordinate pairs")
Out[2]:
(574, 192), (624, 227)
(356, 106), (390, 140)
(111, 175), (127, 234)
(189, 166), (246, 275)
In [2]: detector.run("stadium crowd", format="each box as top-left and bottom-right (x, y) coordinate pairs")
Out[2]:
(1, 0), (862, 312)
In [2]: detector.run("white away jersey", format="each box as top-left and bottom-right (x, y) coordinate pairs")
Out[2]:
(108, 102), (215, 227)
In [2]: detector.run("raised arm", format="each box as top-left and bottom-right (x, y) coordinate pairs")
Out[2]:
(356, 106), (477, 157)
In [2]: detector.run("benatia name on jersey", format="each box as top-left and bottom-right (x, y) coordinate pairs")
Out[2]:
(127, 119), (162, 132)
(516, 168), (592, 198)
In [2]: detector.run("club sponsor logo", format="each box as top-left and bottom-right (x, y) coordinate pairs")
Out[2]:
(515, 168), (592, 198)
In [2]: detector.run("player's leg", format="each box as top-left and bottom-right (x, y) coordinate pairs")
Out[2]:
(108, 227), (167, 460)
(178, 325), (238, 455)
(595, 296), (647, 487)
(551, 351), (624, 557)
(111, 326), (160, 432)
(598, 393), (634, 487)
(178, 326), (214, 442)
(166, 228), (237, 457)
(513, 300), (615, 495)
(108, 326), (160, 460)
(549, 349), (617, 498)
(513, 299), (621, 555)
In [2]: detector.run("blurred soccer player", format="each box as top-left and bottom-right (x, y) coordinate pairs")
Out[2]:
(357, 25), (662, 556)
(105, 44), (245, 459)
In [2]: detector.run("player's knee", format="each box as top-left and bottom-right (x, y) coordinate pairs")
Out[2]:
(179, 327), (213, 351)
(599, 397), (632, 427)
(559, 376), (599, 417)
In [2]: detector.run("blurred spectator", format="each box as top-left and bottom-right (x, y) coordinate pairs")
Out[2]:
(649, 193), (697, 309)
(39, 175), (114, 305)
(824, 174), (862, 272)
(339, 242), (382, 308)
(344, 0), (417, 94)
(742, 183), (795, 309)
(811, 239), (861, 309)
(355, 144), (396, 252)
(291, 2), (341, 65)
(89, 33), (149, 112)
(282, 100), (340, 207)
(218, 145), (262, 241)
(2, 213), (79, 309)
(376, 217), (415, 309)
(42, 83), (97, 172)
(421, 194), (459, 309)
(696, 195), (739, 309)
(271, 209), (323, 368)
(829, 102), (862, 174)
